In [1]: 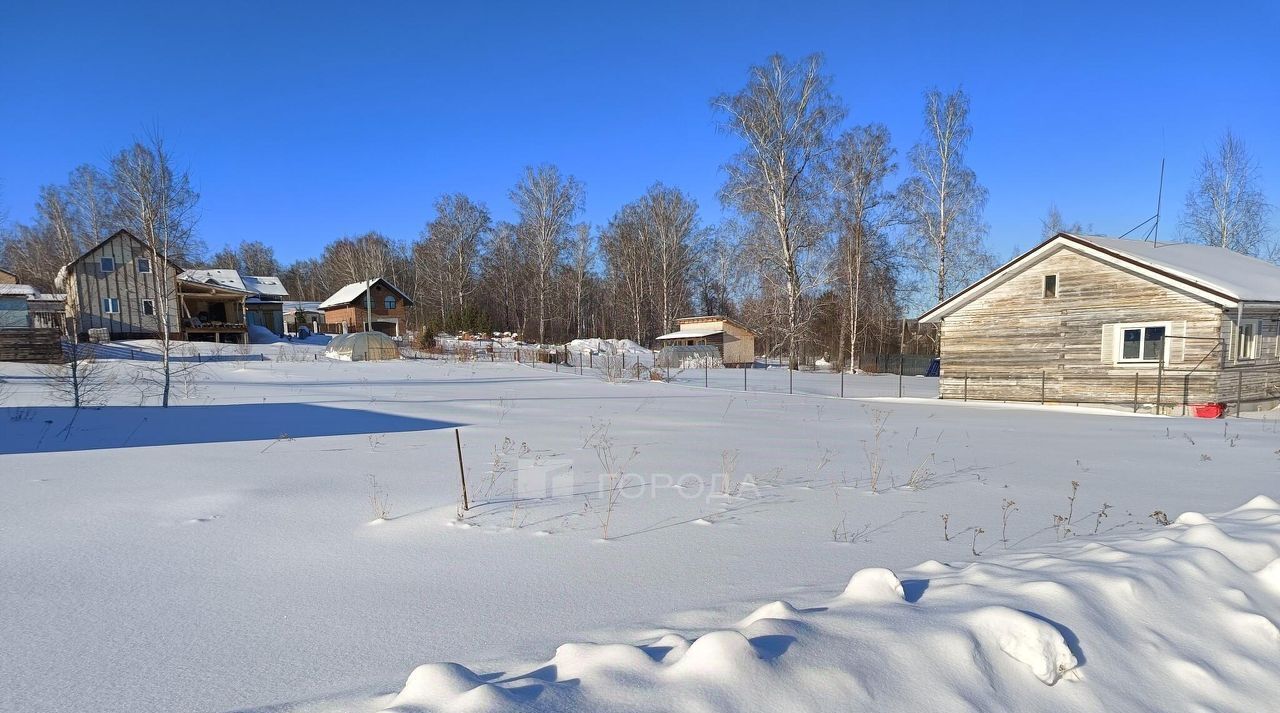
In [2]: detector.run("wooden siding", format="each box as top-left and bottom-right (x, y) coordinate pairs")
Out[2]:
(0, 328), (62, 363)
(1219, 308), (1280, 409)
(65, 233), (180, 338)
(0, 269), (17, 285)
(938, 245), (1226, 408)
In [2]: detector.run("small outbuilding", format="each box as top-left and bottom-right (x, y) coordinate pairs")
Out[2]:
(325, 331), (401, 361)
(654, 315), (756, 367)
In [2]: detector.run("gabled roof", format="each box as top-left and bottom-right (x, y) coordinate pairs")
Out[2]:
(63, 229), (186, 272)
(920, 232), (1280, 323)
(319, 278), (413, 309)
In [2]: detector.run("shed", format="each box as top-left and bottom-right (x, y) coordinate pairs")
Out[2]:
(325, 331), (401, 361)
(919, 233), (1280, 414)
(654, 315), (756, 367)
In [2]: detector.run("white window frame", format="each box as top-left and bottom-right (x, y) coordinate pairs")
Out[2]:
(102, 297), (120, 314)
(100, 257), (115, 273)
(1236, 319), (1261, 361)
(136, 257), (152, 274)
(141, 299), (155, 317)
(1114, 322), (1171, 364)
(1042, 273), (1058, 299)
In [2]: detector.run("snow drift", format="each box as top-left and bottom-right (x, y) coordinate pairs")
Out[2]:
(380, 497), (1280, 712)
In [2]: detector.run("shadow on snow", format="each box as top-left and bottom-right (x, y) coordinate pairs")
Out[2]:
(0, 403), (462, 454)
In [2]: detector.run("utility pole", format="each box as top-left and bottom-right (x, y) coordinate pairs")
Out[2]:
(365, 278), (373, 332)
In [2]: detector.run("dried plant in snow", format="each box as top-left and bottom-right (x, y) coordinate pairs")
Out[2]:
(1000, 499), (1017, 547)
(367, 474), (391, 520)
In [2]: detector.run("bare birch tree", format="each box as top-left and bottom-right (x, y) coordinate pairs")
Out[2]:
(898, 88), (991, 306)
(419, 193), (490, 329)
(510, 164), (584, 343)
(570, 222), (594, 338)
(713, 53), (845, 369)
(830, 123), (898, 367)
(1034, 204), (1085, 240)
(109, 134), (200, 408)
(1182, 130), (1272, 256)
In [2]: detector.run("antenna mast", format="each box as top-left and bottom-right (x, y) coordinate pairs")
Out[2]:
(1153, 158), (1165, 246)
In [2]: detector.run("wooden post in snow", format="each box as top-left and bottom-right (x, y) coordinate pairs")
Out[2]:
(455, 429), (469, 511)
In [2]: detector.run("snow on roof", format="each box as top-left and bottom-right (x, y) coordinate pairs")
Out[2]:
(181, 269), (249, 292)
(319, 280), (376, 309)
(655, 328), (723, 340)
(318, 279), (412, 309)
(243, 275), (289, 297)
(181, 269), (288, 298)
(1070, 234), (1280, 303)
(0, 284), (37, 297)
(28, 293), (65, 303)
(283, 301), (323, 314)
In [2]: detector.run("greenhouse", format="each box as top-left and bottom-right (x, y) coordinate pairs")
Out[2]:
(655, 344), (723, 369)
(324, 331), (401, 361)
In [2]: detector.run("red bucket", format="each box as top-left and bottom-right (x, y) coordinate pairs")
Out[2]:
(1191, 403), (1225, 419)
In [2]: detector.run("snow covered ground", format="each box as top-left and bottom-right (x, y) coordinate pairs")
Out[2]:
(1, 344), (1278, 712)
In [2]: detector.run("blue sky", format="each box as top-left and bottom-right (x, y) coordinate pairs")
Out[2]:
(1, 1), (1277, 263)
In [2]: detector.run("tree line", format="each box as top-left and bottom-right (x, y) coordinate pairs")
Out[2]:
(2, 54), (1274, 365)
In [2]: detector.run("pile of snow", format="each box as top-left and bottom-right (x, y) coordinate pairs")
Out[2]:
(566, 337), (651, 355)
(247, 324), (282, 344)
(381, 497), (1280, 712)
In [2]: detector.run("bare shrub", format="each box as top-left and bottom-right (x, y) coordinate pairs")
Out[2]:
(36, 344), (114, 407)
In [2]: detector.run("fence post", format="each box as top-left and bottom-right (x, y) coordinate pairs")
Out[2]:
(1182, 374), (1189, 416)
(898, 361), (903, 398)
(705, 361), (708, 388)
(1237, 370), (1244, 417)
(743, 365), (747, 392)
(789, 365), (793, 395)
(1155, 362), (1164, 415)
(1041, 370), (1046, 405)
(963, 372), (968, 401)
(1133, 372), (1139, 413)
(840, 369), (844, 398)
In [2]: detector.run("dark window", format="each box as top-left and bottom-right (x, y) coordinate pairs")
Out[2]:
(384, 296), (396, 310)
(1121, 325), (1165, 361)
(100, 257), (115, 273)
(1043, 274), (1057, 298)
(102, 297), (120, 314)
(141, 299), (155, 316)
(137, 257), (151, 273)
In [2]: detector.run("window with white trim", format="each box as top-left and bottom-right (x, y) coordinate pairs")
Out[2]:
(100, 257), (115, 273)
(141, 299), (155, 316)
(1236, 319), (1260, 361)
(137, 257), (152, 273)
(1115, 323), (1168, 363)
(102, 297), (120, 314)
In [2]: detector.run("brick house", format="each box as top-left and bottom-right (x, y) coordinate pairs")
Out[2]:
(318, 278), (413, 337)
